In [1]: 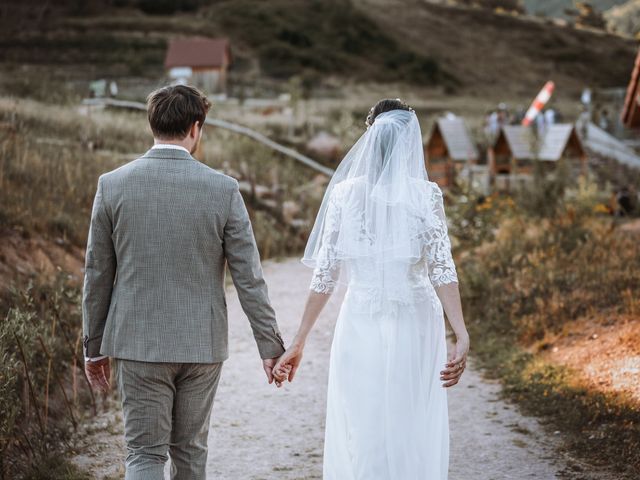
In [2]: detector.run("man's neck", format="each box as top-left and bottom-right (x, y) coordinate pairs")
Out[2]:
(153, 139), (191, 150)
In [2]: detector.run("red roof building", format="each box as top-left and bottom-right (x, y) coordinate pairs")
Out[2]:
(164, 37), (232, 93)
(621, 47), (640, 129)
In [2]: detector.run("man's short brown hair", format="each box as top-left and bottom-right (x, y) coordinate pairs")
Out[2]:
(146, 85), (211, 140)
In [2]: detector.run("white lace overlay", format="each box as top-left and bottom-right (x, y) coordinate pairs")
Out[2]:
(309, 181), (458, 299)
(421, 183), (459, 287)
(309, 190), (342, 294)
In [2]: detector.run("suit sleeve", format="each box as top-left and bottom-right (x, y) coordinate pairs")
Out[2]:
(82, 176), (117, 358)
(223, 181), (286, 359)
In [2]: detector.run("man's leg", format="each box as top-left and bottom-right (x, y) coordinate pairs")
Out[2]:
(169, 362), (223, 480)
(113, 357), (177, 480)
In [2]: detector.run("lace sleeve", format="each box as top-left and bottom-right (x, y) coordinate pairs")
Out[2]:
(424, 185), (458, 287)
(310, 192), (342, 295)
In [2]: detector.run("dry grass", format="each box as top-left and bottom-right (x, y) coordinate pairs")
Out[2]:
(0, 98), (148, 244)
(454, 179), (640, 478)
(0, 97), (321, 257)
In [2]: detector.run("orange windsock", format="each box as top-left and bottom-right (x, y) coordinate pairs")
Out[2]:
(522, 81), (555, 126)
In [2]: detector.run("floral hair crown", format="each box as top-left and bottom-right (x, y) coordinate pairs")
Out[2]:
(365, 99), (415, 128)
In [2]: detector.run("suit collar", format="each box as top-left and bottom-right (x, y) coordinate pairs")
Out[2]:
(141, 147), (197, 161)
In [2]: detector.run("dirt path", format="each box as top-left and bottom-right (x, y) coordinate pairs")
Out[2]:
(71, 258), (602, 479)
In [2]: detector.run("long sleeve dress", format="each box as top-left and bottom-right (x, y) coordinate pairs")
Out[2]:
(310, 180), (458, 480)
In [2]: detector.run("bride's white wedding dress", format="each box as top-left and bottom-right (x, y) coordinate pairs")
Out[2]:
(303, 110), (458, 479)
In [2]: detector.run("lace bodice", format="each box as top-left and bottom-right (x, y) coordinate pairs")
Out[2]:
(309, 182), (458, 297)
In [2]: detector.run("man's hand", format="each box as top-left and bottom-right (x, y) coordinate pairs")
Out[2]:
(85, 357), (111, 393)
(273, 342), (304, 383)
(263, 357), (288, 388)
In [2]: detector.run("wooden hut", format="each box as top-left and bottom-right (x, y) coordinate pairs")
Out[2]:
(165, 37), (232, 94)
(424, 117), (479, 188)
(621, 47), (640, 129)
(489, 124), (586, 190)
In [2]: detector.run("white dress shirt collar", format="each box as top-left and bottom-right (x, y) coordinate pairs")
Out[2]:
(151, 143), (190, 154)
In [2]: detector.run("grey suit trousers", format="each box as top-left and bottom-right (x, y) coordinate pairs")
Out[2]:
(113, 358), (223, 480)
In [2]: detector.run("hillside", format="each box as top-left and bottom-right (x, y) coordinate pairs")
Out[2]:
(0, 0), (637, 102)
(355, 0), (637, 97)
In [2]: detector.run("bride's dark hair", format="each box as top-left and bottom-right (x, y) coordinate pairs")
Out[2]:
(365, 98), (414, 127)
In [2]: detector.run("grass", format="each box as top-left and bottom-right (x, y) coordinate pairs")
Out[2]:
(467, 334), (640, 478)
(0, 97), (320, 253)
(0, 98), (147, 244)
(450, 173), (640, 478)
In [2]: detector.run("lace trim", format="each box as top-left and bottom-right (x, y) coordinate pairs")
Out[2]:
(310, 270), (337, 294)
(309, 191), (342, 294)
(309, 182), (458, 294)
(417, 183), (458, 287)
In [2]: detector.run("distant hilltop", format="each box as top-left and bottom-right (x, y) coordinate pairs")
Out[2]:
(0, 0), (637, 99)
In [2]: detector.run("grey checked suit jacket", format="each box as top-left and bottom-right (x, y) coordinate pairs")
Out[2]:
(82, 147), (285, 363)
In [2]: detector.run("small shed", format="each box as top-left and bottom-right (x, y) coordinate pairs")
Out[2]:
(621, 47), (640, 129)
(164, 37), (232, 93)
(424, 117), (479, 188)
(489, 124), (586, 190)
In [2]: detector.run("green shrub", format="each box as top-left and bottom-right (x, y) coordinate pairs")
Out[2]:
(0, 276), (94, 479)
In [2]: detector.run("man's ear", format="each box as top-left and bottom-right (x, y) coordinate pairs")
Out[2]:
(190, 121), (200, 140)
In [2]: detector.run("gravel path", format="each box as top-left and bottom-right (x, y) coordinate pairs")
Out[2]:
(71, 258), (600, 479)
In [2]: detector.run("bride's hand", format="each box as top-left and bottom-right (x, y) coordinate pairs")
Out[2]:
(273, 342), (304, 383)
(272, 363), (292, 384)
(441, 334), (469, 388)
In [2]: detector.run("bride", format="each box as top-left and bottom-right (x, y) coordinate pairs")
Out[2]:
(274, 99), (469, 479)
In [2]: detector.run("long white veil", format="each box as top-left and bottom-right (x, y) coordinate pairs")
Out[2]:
(303, 109), (456, 476)
(303, 109), (439, 309)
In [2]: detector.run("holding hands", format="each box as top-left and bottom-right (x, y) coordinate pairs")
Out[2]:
(272, 340), (304, 384)
(263, 357), (291, 388)
(270, 333), (470, 389)
(269, 291), (330, 387)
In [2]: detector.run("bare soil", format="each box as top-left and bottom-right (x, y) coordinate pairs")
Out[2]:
(0, 227), (84, 292)
(540, 314), (640, 404)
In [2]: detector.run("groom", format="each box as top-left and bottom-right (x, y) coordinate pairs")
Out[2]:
(82, 84), (286, 479)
